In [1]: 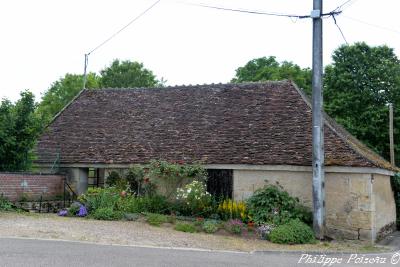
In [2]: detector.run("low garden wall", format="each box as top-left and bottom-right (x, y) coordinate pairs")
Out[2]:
(0, 172), (64, 201)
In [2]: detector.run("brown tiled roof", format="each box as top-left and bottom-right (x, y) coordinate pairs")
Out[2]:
(35, 81), (394, 170)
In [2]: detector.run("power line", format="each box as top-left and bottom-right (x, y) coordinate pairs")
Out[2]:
(83, 0), (161, 89)
(343, 15), (400, 35)
(333, 0), (357, 12)
(185, 3), (342, 20)
(332, 15), (348, 44)
(87, 0), (161, 55)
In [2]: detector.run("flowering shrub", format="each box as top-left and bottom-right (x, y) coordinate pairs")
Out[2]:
(58, 209), (68, 216)
(217, 199), (248, 221)
(257, 224), (275, 240)
(246, 184), (312, 225)
(202, 220), (220, 233)
(175, 180), (212, 216)
(78, 187), (120, 212)
(225, 219), (244, 235)
(77, 205), (88, 217)
(149, 160), (208, 197)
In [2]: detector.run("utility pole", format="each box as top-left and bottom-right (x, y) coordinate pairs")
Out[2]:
(389, 103), (395, 166)
(311, 0), (325, 240)
(82, 54), (88, 90)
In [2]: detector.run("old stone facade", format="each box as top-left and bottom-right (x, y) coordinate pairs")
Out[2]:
(231, 165), (396, 242)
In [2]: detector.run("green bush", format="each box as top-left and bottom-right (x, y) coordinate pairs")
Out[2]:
(136, 195), (170, 214)
(105, 171), (122, 187)
(68, 202), (80, 216)
(246, 184), (312, 225)
(116, 196), (140, 213)
(175, 180), (212, 216)
(124, 213), (140, 221)
(92, 207), (123, 221)
(269, 219), (316, 244)
(202, 220), (220, 233)
(78, 187), (120, 212)
(148, 160), (208, 197)
(174, 222), (197, 233)
(0, 195), (14, 211)
(225, 219), (244, 235)
(146, 213), (169, 226)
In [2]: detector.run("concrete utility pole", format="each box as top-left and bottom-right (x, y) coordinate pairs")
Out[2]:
(82, 54), (88, 90)
(389, 103), (395, 166)
(311, 0), (325, 240)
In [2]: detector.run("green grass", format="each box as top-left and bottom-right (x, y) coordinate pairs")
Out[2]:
(146, 213), (169, 226)
(174, 222), (197, 233)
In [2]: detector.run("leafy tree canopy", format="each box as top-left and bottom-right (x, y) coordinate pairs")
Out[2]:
(99, 59), (160, 88)
(232, 56), (312, 95)
(0, 91), (41, 171)
(36, 73), (100, 124)
(37, 59), (162, 125)
(324, 42), (400, 162)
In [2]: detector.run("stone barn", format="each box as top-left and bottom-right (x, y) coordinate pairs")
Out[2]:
(35, 81), (397, 241)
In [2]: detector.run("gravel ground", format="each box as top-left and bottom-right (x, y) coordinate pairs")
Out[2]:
(0, 212), (387, 253)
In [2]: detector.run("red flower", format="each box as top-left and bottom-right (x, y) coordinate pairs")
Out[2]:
(144, 177), (150, 184)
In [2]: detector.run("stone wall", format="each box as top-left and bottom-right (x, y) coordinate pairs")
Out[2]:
(373, 174), (397, 240)
(0, 173), (64, 201)
(233, 169), (396, 242)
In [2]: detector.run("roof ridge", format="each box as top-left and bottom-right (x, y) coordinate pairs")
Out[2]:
(289, 81), (397, 172)
(93, 80), (289, 91)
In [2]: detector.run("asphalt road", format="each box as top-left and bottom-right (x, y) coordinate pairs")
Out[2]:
(0, 238), (398, 267)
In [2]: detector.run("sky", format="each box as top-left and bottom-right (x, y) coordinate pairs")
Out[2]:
(0, 0), (399, 102)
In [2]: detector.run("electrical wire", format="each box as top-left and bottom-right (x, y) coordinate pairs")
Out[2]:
(343, 15), (400, 35)
(189, 3), (310, 19)
(333, 0), (357, 12)
(332, 15), (348, 44)
(185, 2), (342, 20)
(87, 0), (161, 55)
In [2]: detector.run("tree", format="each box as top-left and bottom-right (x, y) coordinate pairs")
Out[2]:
(324, 42), (400, 162)
(37, 73), (100, 124)
(99, 59), (160, 88)
(0, 91), (41, 171)
(232, 56), (312, 94)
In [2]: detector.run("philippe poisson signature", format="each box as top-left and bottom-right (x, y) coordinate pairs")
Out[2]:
(298, 251), (400, 266)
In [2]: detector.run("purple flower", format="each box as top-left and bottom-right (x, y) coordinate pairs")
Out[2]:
(77, 205), (88, 217)
(58, 209), (68, 216)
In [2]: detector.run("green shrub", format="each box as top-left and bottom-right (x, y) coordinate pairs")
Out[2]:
(146, 213), (169, 226)
(136, 195), (170, 214)
(78, 187), (120, 212)
(175, 180), (212, 216)
(124, 213), (140, 221)
(174, 222), (197, 233)
(202, 220), (220, 233)
(246, 184), (312, 225)
(148, 160), (208, 197)
(92, 207), (123, 221)
(105, 171), (122, 187)
(0, 195), (13, 211)
(116, 196), (140, 213)
(225, 219), (244, 235)
(269, 219), (316, 244)
(68, 202), (81, 216)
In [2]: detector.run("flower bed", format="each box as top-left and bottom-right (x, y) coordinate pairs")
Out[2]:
(58, 161), (316, 244)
